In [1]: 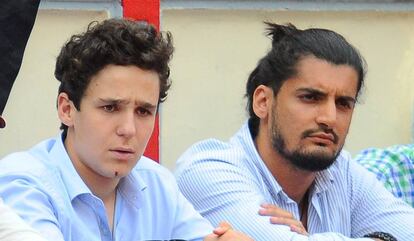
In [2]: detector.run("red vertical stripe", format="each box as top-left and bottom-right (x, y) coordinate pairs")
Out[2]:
(122, 0), (160, 162)
(123, 0), (160, 29)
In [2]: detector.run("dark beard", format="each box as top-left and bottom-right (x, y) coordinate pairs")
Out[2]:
(271, 125), (341, 172)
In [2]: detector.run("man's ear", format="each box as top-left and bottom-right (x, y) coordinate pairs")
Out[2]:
(252, 85), (274, 120)
(57, 93), (75, 128)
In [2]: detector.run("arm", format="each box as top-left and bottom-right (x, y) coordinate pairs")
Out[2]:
(172, 185), (215, 241)
(176, 154), (375, 241)
(0, 199), (47, 241)
(0, 174), (65, 241)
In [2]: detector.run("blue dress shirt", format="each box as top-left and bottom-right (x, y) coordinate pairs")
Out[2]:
(175, 121), (414, 241)
(0, 135), (212, 241)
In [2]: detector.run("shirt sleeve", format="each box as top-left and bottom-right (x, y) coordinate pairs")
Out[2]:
(348, 158), (414, 240)
(168, 173), (214, 241)
(138, 157), (214, 241)
(172, 185), (214, 241)
(0, 174), (65, 241)
(0, 199), (47, 241)
(175, 153), (374, 241)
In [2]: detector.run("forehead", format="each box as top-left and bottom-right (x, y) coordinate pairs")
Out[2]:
(284, 56), (359, 97)
(84, 65), (160, 104)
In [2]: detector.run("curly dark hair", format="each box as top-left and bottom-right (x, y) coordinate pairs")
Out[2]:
(55, 18), (173, 132)
(246, 22), (366, 138)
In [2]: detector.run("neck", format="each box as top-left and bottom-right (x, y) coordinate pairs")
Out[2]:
(299, 190), (309, 229)
(255, 127), (316, 203)
(82, 174), (118, 200)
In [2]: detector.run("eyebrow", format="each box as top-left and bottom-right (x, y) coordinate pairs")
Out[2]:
(296, 88), (356, 103)
(296, 88), (326, 96)
(97, 98), (157, 110)
(139, 102), (158, 111)
(98, 98), (128, 105)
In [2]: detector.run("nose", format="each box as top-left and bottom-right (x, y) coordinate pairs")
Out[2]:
(315, 100), (336, 128)
(116, 111), (137, 138)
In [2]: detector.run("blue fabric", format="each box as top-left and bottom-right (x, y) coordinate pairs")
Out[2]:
(175, 121), (414, 241)
(0, 135), (212, 241)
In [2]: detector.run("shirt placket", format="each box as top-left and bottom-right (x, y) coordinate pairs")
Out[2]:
(89, 196), (113, 241)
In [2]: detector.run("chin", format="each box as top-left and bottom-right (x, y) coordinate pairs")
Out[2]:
(115, 166), (133, 176)
(307, 144), (337, 155)
(102, 166), (131, 179)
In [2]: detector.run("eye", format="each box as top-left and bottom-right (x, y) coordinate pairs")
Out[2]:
(102, 104), (117, 112)
(136, 107), (152, 117)
(336, 99), (354, 110)
(299, 93), (321, 102)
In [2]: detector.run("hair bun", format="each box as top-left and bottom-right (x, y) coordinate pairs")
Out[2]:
(264, 22), (298, 47)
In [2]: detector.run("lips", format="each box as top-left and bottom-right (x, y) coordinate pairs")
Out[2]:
(307, 132), (336, 145)
(112, 147), (134, 153)
(110, 147), (136, 160)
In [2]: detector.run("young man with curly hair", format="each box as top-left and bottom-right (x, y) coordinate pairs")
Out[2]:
(0, 18), (252, 241)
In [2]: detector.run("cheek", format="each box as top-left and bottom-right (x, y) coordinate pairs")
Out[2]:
(274, 114), (300, 146)
(76, 124), (109, 158)
(337, 112), (353, 132)
(73, 136), (101, 166)
(285, 111), (311, 133)
(281, 102), (313, 123)
(137, 119), (156, 142)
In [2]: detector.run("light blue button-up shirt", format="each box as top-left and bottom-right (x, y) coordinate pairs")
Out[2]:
(0, 135), (212, 241)
(175, 121), (414, 241)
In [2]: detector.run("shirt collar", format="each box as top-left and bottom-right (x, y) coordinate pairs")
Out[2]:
(313, 166), (335, 194)
(235, 121), (284, 197)
(48, 134), (149, 210)
(117, 166), (148, 210)
(49, 134), (92, 201)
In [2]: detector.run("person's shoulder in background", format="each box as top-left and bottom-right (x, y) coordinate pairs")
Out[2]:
(354, 144), (414, 207)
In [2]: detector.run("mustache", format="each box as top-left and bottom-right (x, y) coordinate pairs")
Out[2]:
(301, 126), (339, 144)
